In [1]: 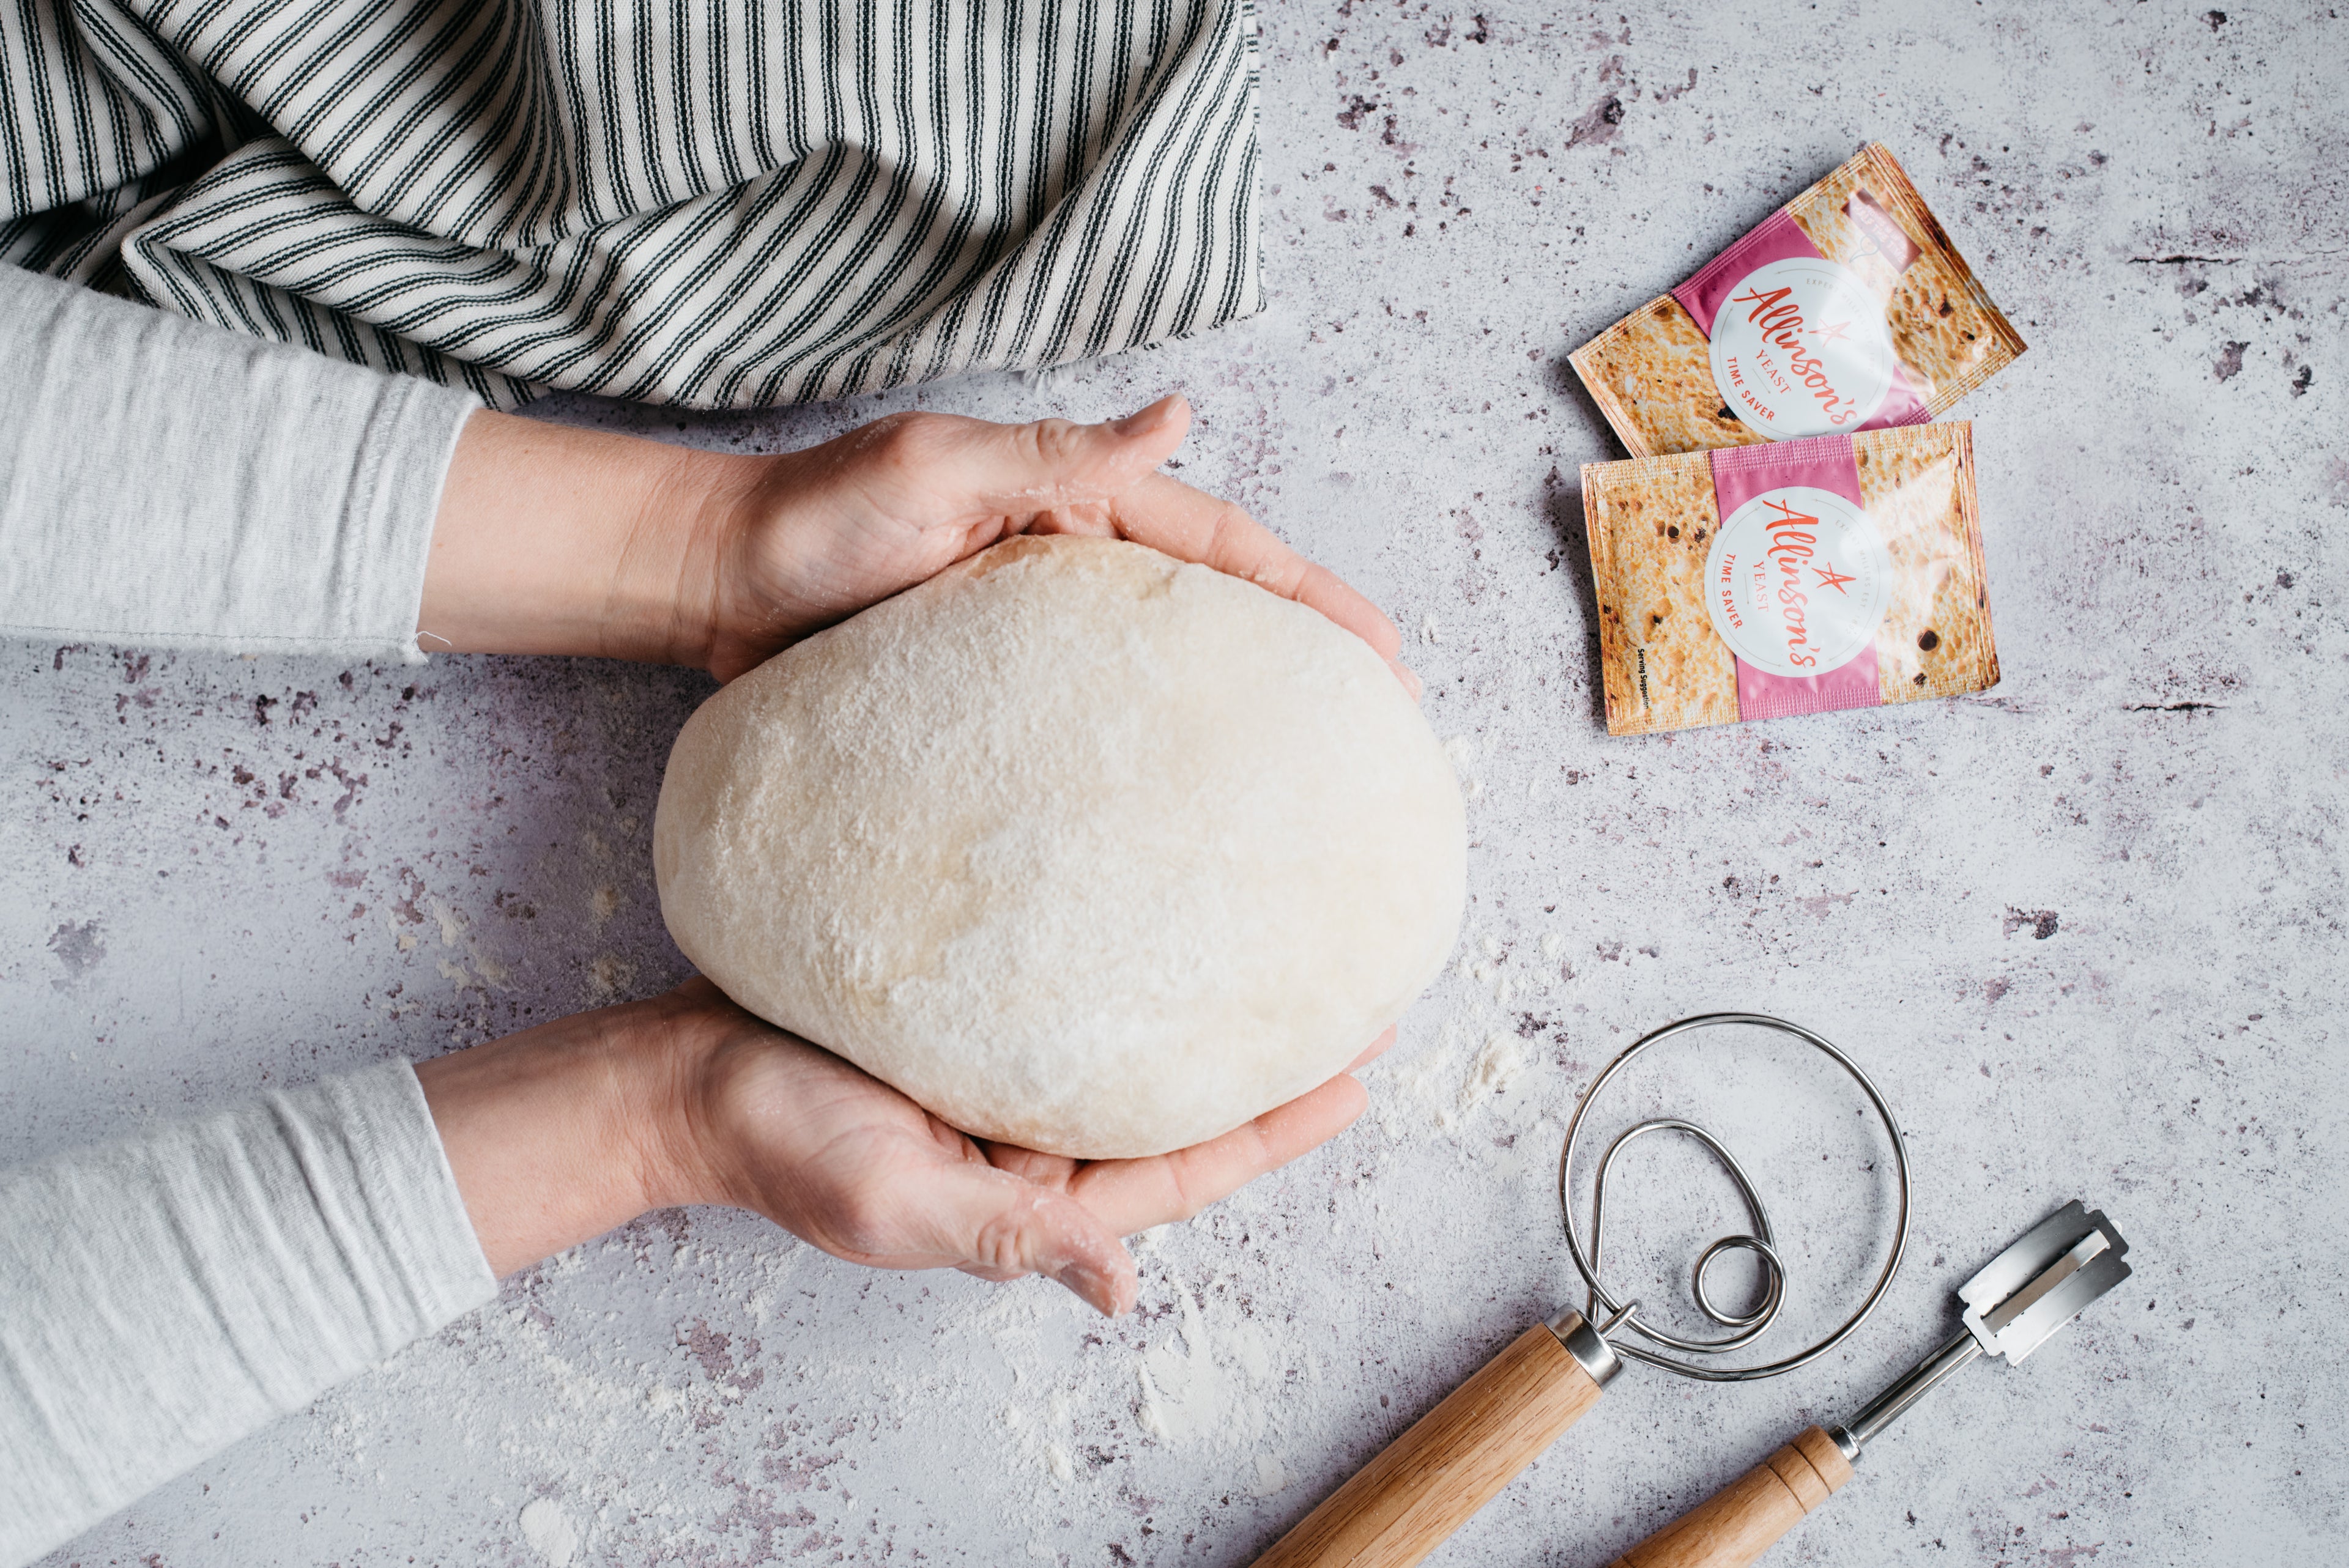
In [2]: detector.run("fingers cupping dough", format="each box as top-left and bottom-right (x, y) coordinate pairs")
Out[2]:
(917, 395), (1193, 514)
(1071, 1072), (1371, 1240)
(1294, 560), (1405, 660)
(849, 399), (1417, 692)
(828, 1152), (1138, 1314)
(1110, 471), (1409, 668)
(933, 1166), (1137, 1314)
(1347, 1025), (1400, 1073)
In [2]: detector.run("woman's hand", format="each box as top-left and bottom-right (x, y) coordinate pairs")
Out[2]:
(417, 396), (1416, 693)
(415, 981), (1391, 1314)
(689, 394), (1415, 688)
(414, 396), (1411, 1309)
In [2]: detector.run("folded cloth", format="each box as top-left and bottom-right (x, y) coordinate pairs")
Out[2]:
(0, 0), (1264, 409)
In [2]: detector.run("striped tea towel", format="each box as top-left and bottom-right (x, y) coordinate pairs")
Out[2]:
(0, 1), (1263, 409)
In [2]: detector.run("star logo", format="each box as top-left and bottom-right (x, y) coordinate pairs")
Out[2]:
(1812, 562), (1858, 594)
(1809, 318), (1854, 346)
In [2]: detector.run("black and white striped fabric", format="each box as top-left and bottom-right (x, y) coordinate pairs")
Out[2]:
(0, 1), (1263, 409)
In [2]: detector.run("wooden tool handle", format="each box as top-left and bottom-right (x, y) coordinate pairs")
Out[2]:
(1250, 1323), (1607, 1568)
(1604, 1425), (1854, 1568)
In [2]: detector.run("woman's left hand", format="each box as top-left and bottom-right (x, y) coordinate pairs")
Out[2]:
(418, 395), (1416, 696)
(689, 394), (1416, 690)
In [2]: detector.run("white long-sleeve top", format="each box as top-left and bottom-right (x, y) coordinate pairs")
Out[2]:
(0, 266), (499, 1566)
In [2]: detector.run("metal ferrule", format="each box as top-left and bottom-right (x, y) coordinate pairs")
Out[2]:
(1546, 1308), (1625, 1389)
(1827, 1326), (1984, 1463)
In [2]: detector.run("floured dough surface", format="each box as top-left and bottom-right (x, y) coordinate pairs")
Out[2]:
(654, 536), (1466, 1158)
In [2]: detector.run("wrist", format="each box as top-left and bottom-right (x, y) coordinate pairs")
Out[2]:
(606, 440), (757, 672)
(420, 410), (752, 668)
(615, 989), (740, 1213)
(416, 990), (730, 1274)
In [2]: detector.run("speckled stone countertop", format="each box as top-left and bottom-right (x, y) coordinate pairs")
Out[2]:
(7, 5), (2343, 1565)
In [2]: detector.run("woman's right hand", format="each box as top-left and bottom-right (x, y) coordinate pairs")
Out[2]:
(674, 979), (1392, 1315)
(417, 980), (1392, 1315)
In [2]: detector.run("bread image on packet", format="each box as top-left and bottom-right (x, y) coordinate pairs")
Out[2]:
(1580, 423), (1996, 736)
(1570, 144), (2027, 458)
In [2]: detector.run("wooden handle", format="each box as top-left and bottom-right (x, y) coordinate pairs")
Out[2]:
(1605, 1425), (1854, 1568)
(1250, 1323), (1606, 1568)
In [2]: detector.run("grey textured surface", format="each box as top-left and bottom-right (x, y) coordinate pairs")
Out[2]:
(7, 3), (2343, 1564)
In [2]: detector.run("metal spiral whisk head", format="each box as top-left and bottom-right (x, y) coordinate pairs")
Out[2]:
(1556, 1013), (1912, 1383)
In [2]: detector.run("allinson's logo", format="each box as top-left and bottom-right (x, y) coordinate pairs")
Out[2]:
(1754, 495), (1832, 667)
(1707, 257), (1898, 442)
(1727, 287), (1869, 431)
(1704, 486), (1893, 677)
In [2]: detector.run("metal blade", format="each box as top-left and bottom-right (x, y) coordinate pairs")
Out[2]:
(1958, 1200), (2131, 1363)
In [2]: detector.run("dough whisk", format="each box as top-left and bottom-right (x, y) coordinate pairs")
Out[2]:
(1251, 1013), (1910, 1568)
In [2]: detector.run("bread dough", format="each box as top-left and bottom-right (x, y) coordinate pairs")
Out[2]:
(653, 535), (1466, 1158)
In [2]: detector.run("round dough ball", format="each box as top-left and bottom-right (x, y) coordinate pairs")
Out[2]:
(653, 535), (1466, 1158)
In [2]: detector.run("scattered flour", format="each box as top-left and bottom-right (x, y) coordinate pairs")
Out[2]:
(1375, 910), (1583, 1142)
(1138, 1287), (1245, 1446)
(1458, 1033), (1529, 1115)
(292, 903), (1597, 1564)
(379, 904), (418, 954)
(1378, 1021), (1471, 1134)
(1442, 733), (1483, 800)
(429, 895), (468, 948)
(1250, 1452), (1293, 1497)
(585, 953), (637, 998)
(518, 1496), (579, 1567)
(1124, 1274), (1304, 1512)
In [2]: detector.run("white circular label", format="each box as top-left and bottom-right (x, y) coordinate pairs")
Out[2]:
(1704, 486), (1891, 677)
(1707, 257), (1897, 440)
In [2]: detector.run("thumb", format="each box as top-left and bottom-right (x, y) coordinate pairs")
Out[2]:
(918, 1161), (1140, 1315)
(951, 393), (1191, 514)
